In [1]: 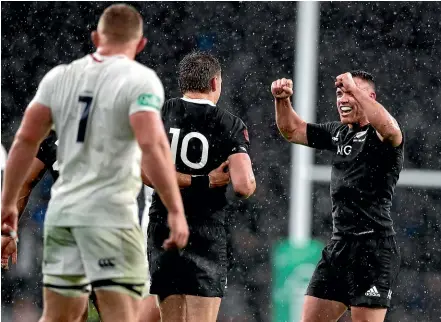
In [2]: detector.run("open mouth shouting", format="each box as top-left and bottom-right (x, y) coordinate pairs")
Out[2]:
(340, 106), (353, 116)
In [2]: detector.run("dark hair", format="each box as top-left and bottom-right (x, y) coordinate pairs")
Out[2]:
(350, 70), (376, 91)
(178, 51), (221, 94)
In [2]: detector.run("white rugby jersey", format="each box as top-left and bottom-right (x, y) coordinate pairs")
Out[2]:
(141, 185), (154, 250)
(31, 53), (164, 228)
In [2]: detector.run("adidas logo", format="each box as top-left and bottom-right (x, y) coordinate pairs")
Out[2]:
(365, 286), (381, 297)
(387, 290), (392, 300)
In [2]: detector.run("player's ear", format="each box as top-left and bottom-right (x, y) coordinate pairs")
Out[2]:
(370, 91), (376, 100)
(210, 76), (217, 93)
(136, 37), (148, 55)
(91, 31), (99, 48)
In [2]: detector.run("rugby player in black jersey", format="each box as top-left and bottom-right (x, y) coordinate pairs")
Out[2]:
(143, 52), (256, 322)
(273, 71), (403, 322)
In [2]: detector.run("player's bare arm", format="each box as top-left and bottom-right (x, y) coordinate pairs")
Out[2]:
(1, 157), (47, 266)
(335, 72), (402, 147)
(141, 160), (229, 189)
(1, 102), (52, 236)
(131, 111), (189, 249)
(228, 153), (255, 199)
(142, 170), (192, 188)
(272, 78), (308, 145)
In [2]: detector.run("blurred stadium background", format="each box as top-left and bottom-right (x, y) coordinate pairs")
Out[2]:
(2, 2), (441, 321)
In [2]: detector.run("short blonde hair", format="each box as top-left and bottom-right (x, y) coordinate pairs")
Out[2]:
(97, 4), (143, 43)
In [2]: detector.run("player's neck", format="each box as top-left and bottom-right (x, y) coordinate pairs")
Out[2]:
(95, 46), (135, 60)
(348, 119), (369, 129)
(183, 92), (216, 105)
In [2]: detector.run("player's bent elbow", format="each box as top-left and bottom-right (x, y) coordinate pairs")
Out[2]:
(277, 121), (307, 144)
(232, 180), (256, 199)
(381, 128), (403, 147)
(277, 125), (295, 142)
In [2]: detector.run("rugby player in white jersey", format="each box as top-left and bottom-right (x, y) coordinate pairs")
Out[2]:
(1, 4), (189, 322)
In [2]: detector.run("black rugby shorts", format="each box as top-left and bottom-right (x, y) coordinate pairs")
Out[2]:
(147, 221), (227, 301)
(306, 235), (400, 308)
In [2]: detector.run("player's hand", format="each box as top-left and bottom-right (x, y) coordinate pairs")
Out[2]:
(164, 212), (189, 250)
(335, 72), (357, 93)
(1, 236), (17, 270)
(271, 78), (293, 99)
(1, 203), (19, 241)
(208, 160), (230, 188)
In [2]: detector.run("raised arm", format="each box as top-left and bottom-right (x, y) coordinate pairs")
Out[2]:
(272, 78), (308, 145)
(335, 72), (402, 147)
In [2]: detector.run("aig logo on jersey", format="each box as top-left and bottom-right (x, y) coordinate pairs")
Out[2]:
(337, 144), (352, 156)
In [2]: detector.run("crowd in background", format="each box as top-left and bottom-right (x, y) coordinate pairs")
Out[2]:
(2, 2), (441, 321)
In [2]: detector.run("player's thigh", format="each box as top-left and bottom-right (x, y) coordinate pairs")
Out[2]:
(94, 288), (140, 322)
(40, 286), (89, 322)
(137, 295), (160, 322)
(73, 226), (148, 295)
(160, 295), (221, 322)
(301, 296), (347, 322)
(349, 236), (400, 308)
(306, 240), (350, 307)
(149, 223), (227, 300)
(351, 306), (387, 322)
(43, 225), (88, 284)
(42, 226), (92, 321)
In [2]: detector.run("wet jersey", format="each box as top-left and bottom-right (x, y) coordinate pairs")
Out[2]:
(31, 53), (164, 228)
(36, 130), (59, 180)
(149, 97), (250, 225)
(307, 122), (404, 238)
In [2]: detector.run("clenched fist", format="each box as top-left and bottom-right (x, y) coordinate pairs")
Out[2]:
(1, 236), (17, 270)
(271, 78), (293, 99)
(335, 72), (358, 93)
(164, 211), (189, 250)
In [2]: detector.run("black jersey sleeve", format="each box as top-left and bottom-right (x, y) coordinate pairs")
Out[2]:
(306, 122), (341, 151)
(36, 130), (57, 169)
(224, 115), (250, 156)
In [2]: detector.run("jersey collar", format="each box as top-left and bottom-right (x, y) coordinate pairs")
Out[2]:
(181, 96), (216, 107)
(90, 52), (128, 62)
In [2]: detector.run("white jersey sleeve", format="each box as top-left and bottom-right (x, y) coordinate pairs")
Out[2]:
(128, 71), (164, 116)
(31, 65), (66, 108)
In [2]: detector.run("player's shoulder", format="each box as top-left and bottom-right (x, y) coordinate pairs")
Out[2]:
(164, 97), (182, 107)
(326, 121), (346, 134)
(45, 55), (89, 80)
(41, 63), (69, 84)
(126, 60), (160, 80)
(217, 107), (247, 130)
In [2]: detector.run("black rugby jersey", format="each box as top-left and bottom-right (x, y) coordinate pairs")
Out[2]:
(307, 122), (404, 238)
(149, 97), (250, 225)
(36, 130), (59, 180)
